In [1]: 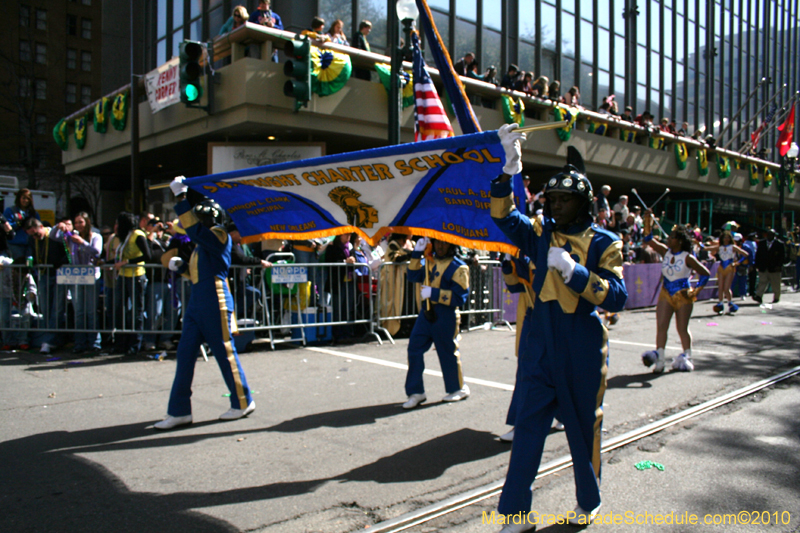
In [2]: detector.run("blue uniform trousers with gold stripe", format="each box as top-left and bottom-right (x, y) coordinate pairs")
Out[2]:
(499, 300), (607, 516)
(167, 277), (252, 417)
(405, 304), (463, 396)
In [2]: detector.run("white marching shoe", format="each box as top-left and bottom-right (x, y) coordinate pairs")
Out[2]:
(642, 350), (665, 373)
(154, 414), (193, 430)
(442, 385), (470, 402)
(402, 393), (427, 409)
(671, 353), (695, 372)
(552, 419), (565, 431)
(219, 400), (255, 420)
(498, 521), (536, 533)
(498, 428), (514, 442)
(568, 503), (602, 525)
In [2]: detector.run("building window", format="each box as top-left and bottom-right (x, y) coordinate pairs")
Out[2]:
(35, 79), (46, 100)
(20, 5), (30, 27)
(67, 49), (77, 69)
(81, 85), (92, 105)
(81, 51), (91, 71)
(35, 43), (46, 64)
(19, 77), (32, 98)
(66, 83), (77, 104)
(36, 114), (47, 135)
(36, 8), (46, 30)
(19, 41), (31, 62)
(67, 15), (77, 36)
(81, 19), (91, 39)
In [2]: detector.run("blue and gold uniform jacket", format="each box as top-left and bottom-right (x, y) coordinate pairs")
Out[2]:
(175, 200), (232, 285)
(407, 248), (469, 309)
(490, 178), (627, 314)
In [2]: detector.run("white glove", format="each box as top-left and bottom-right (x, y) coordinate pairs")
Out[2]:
(420, 285), (432, 299)
(168, 257), (185, 272)
(498, 123), (526, 176)
(547, 247), (576, 283)
(0, 256), (13, 267)
(503, 253), (514, 262)
(414, 237), (429, 252)
(170, 175), (188, 196)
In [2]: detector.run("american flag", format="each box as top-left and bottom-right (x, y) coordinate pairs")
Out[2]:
(412, 33), (453, 141)
(751, 105), (778, 149)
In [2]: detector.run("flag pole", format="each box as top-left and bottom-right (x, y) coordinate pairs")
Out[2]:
(722, 84), (788, 150)
(516, 120), (569, 134)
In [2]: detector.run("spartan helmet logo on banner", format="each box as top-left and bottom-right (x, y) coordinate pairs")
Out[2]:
(328, 186), (379, 228)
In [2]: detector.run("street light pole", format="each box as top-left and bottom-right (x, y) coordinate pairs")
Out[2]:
(778, 142), (799, 238)
(388, 0), (418, 145)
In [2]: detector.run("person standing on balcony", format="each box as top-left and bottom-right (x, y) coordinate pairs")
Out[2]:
(218, 5), (249, 36)
(352, 20), (372, 81)
(453, 52), (475, 76)
(249, 0), (282, 61)
(327, 19), (349, 46)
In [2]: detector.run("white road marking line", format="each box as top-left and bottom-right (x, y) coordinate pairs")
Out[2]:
(609, 339), (732, 356)
(304, 346), (514, 391)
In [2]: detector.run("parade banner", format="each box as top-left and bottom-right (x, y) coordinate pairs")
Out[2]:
(184, 131), (524, 254)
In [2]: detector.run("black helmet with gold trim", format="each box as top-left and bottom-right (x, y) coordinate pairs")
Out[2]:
(194, 198), (225, 228)
(543, 146), (594, 220)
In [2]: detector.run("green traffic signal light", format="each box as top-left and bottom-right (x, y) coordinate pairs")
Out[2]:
(283, 36), (312, 110)
(180, 41), (204, 105)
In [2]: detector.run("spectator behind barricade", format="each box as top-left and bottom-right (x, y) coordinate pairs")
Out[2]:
(24, 218), (69, 354)
(659, 118), (670, 132)
(613, 195), (629, 221)
(249, 0), (281, 28)
(352, 20), (372, 81)
(563, 85), (580, 106)
(327, 19), (349, 46)
(0, 214), (17, 351)
(227, 222), (272, 321)
(325, 233), (357, 343)
(635, 110), (654, 127)
(466, 62), (484, 81)
(142, 218), (171, 352)
(548, 80), (561, 101)
(678, 121), (690, 136)
(531, 75), (549, 97)
(161, 219), (196, 343)
(105, 211), (151, 357)
(379, 233), (414, 337)
(635, 245), (662, 264)
(302, 17), (331, 42)
(3, 188), (39, 260)
(621, 105), (634, 122)
(620, 228), (634, 263)
(608, 97), (619, 116)
(138, 211), (154, 233)
(597, 101), (612, 115)
(521, 176), (534, 216)
(54, 212), (103, 354)
(218, 5), (249, 36)
(500, 64), (519, 90)
(595, 207), (610, 230)
(595, 184), (611, 217)
(453, 52), (475, 76)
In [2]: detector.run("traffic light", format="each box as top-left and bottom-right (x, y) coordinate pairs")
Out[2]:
(179, 40), (204, 105)
(283, 36), (312, 111)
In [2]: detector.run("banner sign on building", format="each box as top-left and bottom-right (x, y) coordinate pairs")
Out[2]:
(185, 132), (525, 254)
(208, 143), (326, 174)
(144, 57), (180, 113)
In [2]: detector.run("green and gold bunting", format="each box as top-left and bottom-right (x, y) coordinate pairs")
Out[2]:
(619, 128), (636, 143)
(733, 158), (743, 170)
(53, 118), (68, 151)
(716, 155), (731, 178)
(697, 148), (709, 176)
(763, 167), (773, 188)
(749, 163), (759, 186)
(93, 97), (110, 133)
(587, 120), (607, 136)
(74, 115), (87, 149)
(311, 46), (352, 96)
(374, 63), (414, 108)
(553, 106), (578, 141)
(111, 91), (129, 131)
(674, 143), (688, 170)
(788, 172), (796, 193)
(648, 136), (665, 150)
(501, 95), (525, 126)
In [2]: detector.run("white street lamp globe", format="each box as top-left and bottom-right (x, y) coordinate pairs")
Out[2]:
(787, 142), (799, 159)
(396, 0), (419, 21)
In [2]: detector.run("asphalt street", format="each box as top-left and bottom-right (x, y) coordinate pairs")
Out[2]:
(0, 292), (798, 533)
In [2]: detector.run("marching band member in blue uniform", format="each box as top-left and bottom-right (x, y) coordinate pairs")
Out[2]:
(490, 124), (627, 531)
(702, 230), (747, 315)
(402, 237), (470, 409)
(154, 177), (254, 430)
(640, 211), (710, 373)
